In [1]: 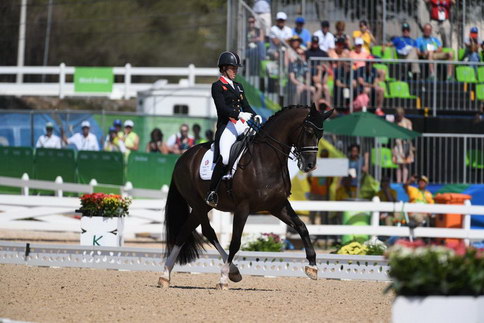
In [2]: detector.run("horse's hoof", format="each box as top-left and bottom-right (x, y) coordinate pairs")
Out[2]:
(157, 276), (170, 288)
(305, 265), (318, 280)
(216, 283), (229, 290)
(229, 265), (242, 283)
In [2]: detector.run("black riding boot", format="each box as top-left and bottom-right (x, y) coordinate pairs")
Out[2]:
(205, 161), (226, 207)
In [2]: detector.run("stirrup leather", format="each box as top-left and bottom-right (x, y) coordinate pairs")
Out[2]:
(205, 191), (218, 207)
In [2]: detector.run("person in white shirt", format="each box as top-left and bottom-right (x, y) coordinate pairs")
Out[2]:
(36, 122), (62, 149)
(63, 120), (99, 151)
(268, 11), (292, 59)
(313, 20), (335, 54)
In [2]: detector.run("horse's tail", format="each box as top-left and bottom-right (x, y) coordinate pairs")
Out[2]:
(164, 177), (204, 265)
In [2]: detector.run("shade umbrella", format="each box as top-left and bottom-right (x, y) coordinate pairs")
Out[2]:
(324, 112), (421, 139)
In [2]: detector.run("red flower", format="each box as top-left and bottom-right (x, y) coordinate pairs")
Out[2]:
(395, 239), (426, 248)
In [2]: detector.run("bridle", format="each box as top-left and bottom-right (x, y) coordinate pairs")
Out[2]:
(249, 113), (323, 168)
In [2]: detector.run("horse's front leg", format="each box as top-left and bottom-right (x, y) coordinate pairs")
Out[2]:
(272, 200), (318, 280)
(217, 203), (250, 290)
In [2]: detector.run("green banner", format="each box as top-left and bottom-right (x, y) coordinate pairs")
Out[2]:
(74, 67), (113, 93)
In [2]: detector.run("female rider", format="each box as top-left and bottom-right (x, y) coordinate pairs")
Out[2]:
(206, 51), (257, 207)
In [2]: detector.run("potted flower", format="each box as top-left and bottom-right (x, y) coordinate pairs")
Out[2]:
(76, 193), (131, 247)
(387, 240), (484, 323)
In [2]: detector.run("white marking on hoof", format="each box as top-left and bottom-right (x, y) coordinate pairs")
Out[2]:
(305, 265), (318, 280)
(216, 283), (229, 290)
(229, 264), (242, 283)
(158, 276), (170, 288)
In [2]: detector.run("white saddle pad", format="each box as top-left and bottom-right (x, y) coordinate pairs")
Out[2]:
(199, 143), (245, 181)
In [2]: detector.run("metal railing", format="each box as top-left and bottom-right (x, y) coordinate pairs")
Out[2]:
(0, 64), (218, 99)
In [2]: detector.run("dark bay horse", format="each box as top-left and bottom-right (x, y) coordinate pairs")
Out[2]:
(160, 105), (333, 289)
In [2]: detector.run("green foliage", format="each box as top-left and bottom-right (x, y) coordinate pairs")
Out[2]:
(386, 245), (484, 296)
(241, 233), (283, 252)
(334, 240), (387, 256)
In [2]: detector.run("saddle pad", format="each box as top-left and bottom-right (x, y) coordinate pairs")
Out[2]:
(199, 144), (245, 181)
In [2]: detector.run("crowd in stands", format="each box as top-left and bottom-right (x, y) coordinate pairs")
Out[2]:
(247, 3), (484, 114)
(35, 120), (214, 156)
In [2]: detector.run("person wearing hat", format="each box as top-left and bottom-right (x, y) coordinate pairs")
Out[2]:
(292, 17), (311, 49)
(123, 119), (139, 153)
(334, 21), (350, 50)
(313, 20), (335, 53)
(113, 119), (124, 139)
(252, 0), (271, 36)
(330, 36), (351, 62)
(103, 126), (126, 153)
(36, 122), (61, 149)
(305, 35), (331, 108)
(268, 11), (292, 59)
(62, 120), (99, 151)
(285, 35), (304, 66)
(384, 23), (420, 77)
(206, 51), (258, 207)
(352, 20), (376, 54)
(404, 174), (434, 226)
(463, 27), (481, 62)
(349, 37), (371, 70)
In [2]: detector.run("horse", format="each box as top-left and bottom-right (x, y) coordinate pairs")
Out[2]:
(160, 104), (333, 289)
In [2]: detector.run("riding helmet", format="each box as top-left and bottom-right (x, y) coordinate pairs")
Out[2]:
(217, 51), (243, 68)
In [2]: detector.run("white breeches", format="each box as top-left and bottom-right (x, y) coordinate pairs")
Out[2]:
(219, 120), (249, 165)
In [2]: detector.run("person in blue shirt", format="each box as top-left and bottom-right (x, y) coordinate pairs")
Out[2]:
(416, 23), (454, 80)
(292, 17), (311, 49)
(385, 23), (420, 77)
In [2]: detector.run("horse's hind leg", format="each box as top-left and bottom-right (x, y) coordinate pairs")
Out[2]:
(200, 215), (242, 283)
(271, 200), (318, 280)
(217, 204), (250, 290)
(159, 212), (201, 288)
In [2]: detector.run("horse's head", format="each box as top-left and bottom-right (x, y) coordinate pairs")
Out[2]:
(294, 104), (333, 172)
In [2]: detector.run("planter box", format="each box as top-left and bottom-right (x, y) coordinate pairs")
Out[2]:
(393, 296), (484, 323)
(80, 216), (125, 247)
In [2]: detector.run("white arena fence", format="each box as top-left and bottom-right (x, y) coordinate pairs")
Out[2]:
(0, 64), (219, 99)
(1, 176), (484, 247)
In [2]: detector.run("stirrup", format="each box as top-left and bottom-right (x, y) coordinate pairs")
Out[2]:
(205, 191), (218, 208)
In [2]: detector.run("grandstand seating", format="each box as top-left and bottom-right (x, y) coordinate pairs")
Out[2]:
(477, 84), (484, 101)
(456, 66), (477, 83)
(466, 149), (484, 169)
(388, 81), (416, 99)
(371, 147), (398, 169)
(478, 67), (484, 83)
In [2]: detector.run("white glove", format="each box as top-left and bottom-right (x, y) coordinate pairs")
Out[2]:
(238, 112), (253, 122)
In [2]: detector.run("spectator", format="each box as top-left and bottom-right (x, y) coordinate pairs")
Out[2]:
(347, 144), (368, 189)
(36, 122), (61, 149)
(352, 20), (376, 54)
(416, 23), (454, 80)
(62, 120), (99, 151)
(404, 174), (434, 226)
(463, 27), (481, 62)
(246, 16), (266, 68)
(192, 123), (203, 144)
(146, 128), (169, 154)
(392, 107), (414, 183)
(306, 35), (331, 107)
(349, 38), (371, 70)
(355, 57), (385, 115)
(329, 37), (351, 68)
(268, 11), (292, 59)
(104, 127), (126, 153)
(313, 20), (335, 54)
(123, 120), (139, 153)
(204, 129), (214, 143)
(166, 124), (195, 154)
(285, 35), (304, 66)
(334, 61), (354, 108)
(385, 23), (420, 78)
(288, 47), (314, 105)
(113, 119), (123, 138)
(292, 17), (311, 49)
(376, 177), (398, 226)
(252, 0), (271, 36)
(335, 176), (357, 201)
(425, 0), (454, 48)
(334, 21), (351, 49)
(307, 149), (332, 224)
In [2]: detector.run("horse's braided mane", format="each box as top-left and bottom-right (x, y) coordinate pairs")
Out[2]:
(260, 104), (309, 130)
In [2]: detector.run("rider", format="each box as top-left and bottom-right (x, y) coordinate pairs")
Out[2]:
(205, 51), (258, 207)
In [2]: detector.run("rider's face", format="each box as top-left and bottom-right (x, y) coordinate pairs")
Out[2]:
(225, 66), (238, 80)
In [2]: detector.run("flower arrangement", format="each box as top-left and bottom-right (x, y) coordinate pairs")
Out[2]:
(77, 193), (131, 218)
(335, 239), (387, 256)
(386, 240), (484, 296)
(241, 233), (284, 252)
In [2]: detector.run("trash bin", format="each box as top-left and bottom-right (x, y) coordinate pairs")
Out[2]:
(342, 198), (370, 244)
(434, 193), (471, 246)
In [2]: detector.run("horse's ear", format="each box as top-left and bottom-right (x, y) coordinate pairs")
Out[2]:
(310, 102), (317, 113)
(322, 109), (334, 120)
